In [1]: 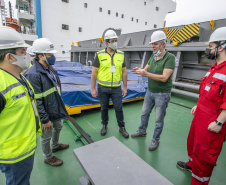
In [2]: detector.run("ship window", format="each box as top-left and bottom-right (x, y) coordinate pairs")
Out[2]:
(99, 7), (102, 12)
(131, 17), (134, 21)
(156, 6), (159, 11)
(108, 10), (111, 15)
(121, 14), (124, 18)
(62, 24), (69, 30)
(144, 1), (146, 5)
(154, 24), (157, 28)
(62, 0), (69, 3)
(84, 3), (87, 8)
(136, 19), (138, 23)
(145, 22), (147, 25)
(79, 27), (82, 32)
(116, 12), (118, 17)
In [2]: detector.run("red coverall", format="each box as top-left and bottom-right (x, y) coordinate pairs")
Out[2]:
(186, 61), (226, 185)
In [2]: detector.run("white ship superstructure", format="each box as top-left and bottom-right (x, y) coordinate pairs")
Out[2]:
(16, 0), (38, 45)
(36, 0), (176, 60)
(0, 0), (6, 26)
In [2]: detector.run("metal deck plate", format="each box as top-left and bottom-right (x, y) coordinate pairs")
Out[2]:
(74, 136), (173, 185)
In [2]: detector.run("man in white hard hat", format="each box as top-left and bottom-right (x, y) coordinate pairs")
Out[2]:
(91, 29), (129, 138)
(131, 30), (175, 151)
(177, 27), (226, 185)
(24, 38), (69, 166)
(0, 26), (42, 184)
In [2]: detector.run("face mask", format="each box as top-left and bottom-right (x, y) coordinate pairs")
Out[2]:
(11, 54), (31, 70)
(44, 54), (56, 65)
(154, 50), (161, 57)
(108, 42), (117, 50)
(153, 44), (163, 59)
(205, 48), (218, 60)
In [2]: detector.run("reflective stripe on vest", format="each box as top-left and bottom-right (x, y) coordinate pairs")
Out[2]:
(97, 51), (106, 55)
(97, 49), (124, 87)
(205, 72), (210, 77)
(0, 82), (21, 95)
(117, 51), (124, 55)
(97, 80), (120, 85)
(213, 73), (226, 81)
(0, 69), (41, 164)
(35, 87), (57, 99)
(192, 173), (210, 182)
(0, 147), (36, 162)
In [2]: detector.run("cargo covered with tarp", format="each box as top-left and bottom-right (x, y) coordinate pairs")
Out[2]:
(54, 61), (148, 114)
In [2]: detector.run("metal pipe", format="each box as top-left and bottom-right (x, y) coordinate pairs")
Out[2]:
(34, 0), (42, 38)
(173, 82), (200, 91)
(171, 88), (199, 99)
(64, 119), (89, 145)
(141, 51), (146, 68)
(68, 117), (94, 144)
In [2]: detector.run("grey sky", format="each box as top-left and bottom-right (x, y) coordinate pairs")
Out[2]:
(165, 0), (226, 26)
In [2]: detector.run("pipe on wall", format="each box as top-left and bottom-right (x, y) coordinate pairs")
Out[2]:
(35, 0), (42, 38)
(171, 88), (199, 99)
(173, 82), (200, 91)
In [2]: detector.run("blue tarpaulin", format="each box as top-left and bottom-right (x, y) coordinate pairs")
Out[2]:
(54, 61), (148, 107)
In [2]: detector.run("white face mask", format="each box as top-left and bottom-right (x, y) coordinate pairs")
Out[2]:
(109, 42), (117, 50)
(11, 54), (31, 70)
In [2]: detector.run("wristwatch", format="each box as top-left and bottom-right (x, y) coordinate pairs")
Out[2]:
(215, 120), (225, 126)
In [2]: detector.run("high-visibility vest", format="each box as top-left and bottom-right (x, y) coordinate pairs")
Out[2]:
(0, 69), (42, 164)
(97, 49), (124, 87)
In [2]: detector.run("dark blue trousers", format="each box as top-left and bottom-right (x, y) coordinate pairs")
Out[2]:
(0, 153), (35, 185)
(98, 84), (125, 127)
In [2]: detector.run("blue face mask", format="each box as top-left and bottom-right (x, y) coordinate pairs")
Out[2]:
(44, 55), (56, 65)
(154, 50), (161, 57)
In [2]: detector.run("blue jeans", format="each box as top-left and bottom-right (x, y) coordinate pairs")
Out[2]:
(138, 89), (171, 141)
(41, 120), (63, 159)
(98, 84), (125, 127)
(0, 154), (35, 185)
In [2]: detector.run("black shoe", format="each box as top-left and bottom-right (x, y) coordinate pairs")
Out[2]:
(119, 127), (129, 138)
(101, 125), (107, 136)
(177, 161), (192, 172)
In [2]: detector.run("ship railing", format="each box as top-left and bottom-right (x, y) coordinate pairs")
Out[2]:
(19, 25), (36, 35)
(16, 4), (33, 15)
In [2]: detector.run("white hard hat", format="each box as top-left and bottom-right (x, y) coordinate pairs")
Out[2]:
(32, 38), (57, 54)
(208, 27), (226, 43)
(104, 30), (118, 40)
(0, 26), (30, 50)
(149, 30), (166, 44)
(26, 46), (35, 55)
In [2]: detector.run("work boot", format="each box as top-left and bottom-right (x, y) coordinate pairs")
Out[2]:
(52, 143), (69, 153)
(119, 127), (129, 138)
(177, 161), (192, 172)
(44, 156), (63, 166)
(131, 130), (147, 138)
(100, 125), (107, 136)
(149, 140), (159, 151)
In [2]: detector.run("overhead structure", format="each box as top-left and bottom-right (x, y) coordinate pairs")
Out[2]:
(69, 19), (226, 104)
(166, 23), (200, 45)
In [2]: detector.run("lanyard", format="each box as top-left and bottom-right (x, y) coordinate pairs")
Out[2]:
(20, 75), (39, 118)
(20, 75), (34, 99)
(46, 69), (61, 95)
(46, 69), (58, 86)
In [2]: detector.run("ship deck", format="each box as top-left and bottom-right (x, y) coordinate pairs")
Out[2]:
(1, 94), (226, 185)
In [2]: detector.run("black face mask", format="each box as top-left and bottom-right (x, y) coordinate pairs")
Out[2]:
(205, 48), (218, 60)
